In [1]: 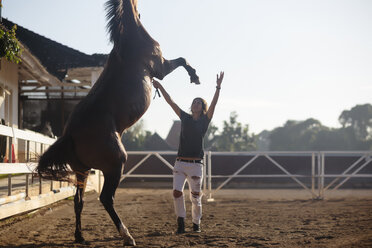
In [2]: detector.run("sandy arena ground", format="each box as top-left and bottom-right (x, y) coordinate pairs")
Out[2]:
(0, 188), (372, 247)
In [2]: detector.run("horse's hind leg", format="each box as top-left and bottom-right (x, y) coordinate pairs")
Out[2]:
(100, 169), (136, 246)
(74, 170), (89, 244)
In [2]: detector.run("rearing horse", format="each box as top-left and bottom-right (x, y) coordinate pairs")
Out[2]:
(36, 0), (199, 246)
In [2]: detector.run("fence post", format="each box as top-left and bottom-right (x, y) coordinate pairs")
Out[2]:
(311, 152), (315, 199)
(8, 136), (12, 163)
(7, 174), (11, 196)
(7, 135), (13, 196)
(26, 140), (30, 162)
(317, 152), (321, 198)
(98, 170), (102, 195)
(25, 174), (30, 200)
(207, 151), (214, 202)
(317, 152), (325, 199)
(203, 154), (207, 192)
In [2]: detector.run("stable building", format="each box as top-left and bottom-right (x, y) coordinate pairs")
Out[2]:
(0, 18), (107, 137)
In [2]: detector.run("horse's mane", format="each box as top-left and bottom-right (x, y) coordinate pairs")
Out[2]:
(105, 0), (125, 44)
(105, 0), (159, 57)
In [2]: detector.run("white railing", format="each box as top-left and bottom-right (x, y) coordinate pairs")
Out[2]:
(119, 151), (208, 191)
(205, 151), (372, 200)
(0, 124), (74, 220)
(205, 151), (319, 200)
(0, 124), (57, 197)
(318, 151), (372, 197)
(120, 151), (372, 200)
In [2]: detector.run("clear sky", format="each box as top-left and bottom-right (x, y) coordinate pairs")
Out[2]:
(3, 0), (372, 138)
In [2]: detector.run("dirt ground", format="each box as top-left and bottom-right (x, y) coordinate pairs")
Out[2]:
(0, 188), (372, 248)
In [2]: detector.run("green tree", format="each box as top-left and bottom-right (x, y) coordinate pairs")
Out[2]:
(312, 126), (371, 151)
(338, 103), (372, 141)
(269, 118), (324, 151)
(213, 112), (256, 151)
(255, 130), (271, 151)
(269, 106), (372, 151)
(121, 120), (152, 150)
(204, 121), (219, 150)
(0, 25), (22, 64)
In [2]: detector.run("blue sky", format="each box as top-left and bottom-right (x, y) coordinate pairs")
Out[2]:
(3, 0), (372, 138)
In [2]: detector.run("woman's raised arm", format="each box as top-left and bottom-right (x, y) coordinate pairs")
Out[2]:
(207, 71), (224, 120)
(152, 79), (181, 118)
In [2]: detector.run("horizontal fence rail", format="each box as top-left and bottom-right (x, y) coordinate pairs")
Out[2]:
(318, 151), (372, 197)
(120, 151), (208, 192)
(205, 151), (319, 200)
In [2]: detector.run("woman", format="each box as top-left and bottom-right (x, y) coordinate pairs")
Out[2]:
(152, 71), (224, 234)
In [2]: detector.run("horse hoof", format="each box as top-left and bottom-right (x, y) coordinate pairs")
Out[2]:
(124, 237), (136, 246)
(75, 237), (89, 245)
(191, 78), (200, 85)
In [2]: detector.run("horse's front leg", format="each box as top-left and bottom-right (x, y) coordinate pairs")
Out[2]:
(156, 57), (200, 84)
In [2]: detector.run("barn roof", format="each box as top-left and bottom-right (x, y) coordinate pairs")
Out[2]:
(1, 18), (107, 81)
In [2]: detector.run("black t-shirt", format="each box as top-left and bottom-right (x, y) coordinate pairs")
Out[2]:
(177, 110), (211, 159)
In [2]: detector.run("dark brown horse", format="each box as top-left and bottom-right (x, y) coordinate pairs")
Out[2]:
(36, 0), (199, 246)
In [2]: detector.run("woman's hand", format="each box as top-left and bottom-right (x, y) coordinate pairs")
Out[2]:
(152, 79), (161, 89)
(151, 79), (181, 117)
(216, 71), (224, 88)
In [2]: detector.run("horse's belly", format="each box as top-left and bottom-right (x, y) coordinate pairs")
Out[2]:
(128, 101), (150, 122)
(116, 89), (151, 131)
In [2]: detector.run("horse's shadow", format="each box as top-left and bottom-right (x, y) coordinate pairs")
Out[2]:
(2, 236), (126, 248)
(1, 244), (66, 248)
(1, 240), (78, 248)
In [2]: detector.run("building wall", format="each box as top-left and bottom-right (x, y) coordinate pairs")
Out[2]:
(0, 59), (19, 128)
(0, 59), (20, 162)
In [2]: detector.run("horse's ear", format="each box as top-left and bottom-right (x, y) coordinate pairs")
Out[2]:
(133, 0), (138, 8)
(131, 0), (140, 20)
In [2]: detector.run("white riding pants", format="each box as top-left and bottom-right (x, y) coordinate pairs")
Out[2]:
(173, 160), (203, 225)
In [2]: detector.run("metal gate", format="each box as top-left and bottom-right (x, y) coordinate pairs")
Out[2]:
(205, 151), (372, 200)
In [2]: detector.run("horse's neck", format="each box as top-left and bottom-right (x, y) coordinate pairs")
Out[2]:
(88, 50), (143, 93)
(121, 24), (158, 56)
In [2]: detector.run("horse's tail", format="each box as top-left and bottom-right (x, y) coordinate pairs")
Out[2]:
(36, 135), (74, 182)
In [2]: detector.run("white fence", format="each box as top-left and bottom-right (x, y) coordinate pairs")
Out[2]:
(0, 125), (74, 220)
(0, 124), (57, 198)
(320, 151), (372, 195)
(119, 151), (372, 200)
(205, 151), (372, 200)
(1, 124), (371, 220)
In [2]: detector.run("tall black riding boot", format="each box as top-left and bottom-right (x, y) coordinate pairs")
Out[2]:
(176, 217), (185, 234)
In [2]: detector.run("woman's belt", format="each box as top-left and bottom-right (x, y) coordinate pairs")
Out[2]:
(176, 158), (202, 163)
